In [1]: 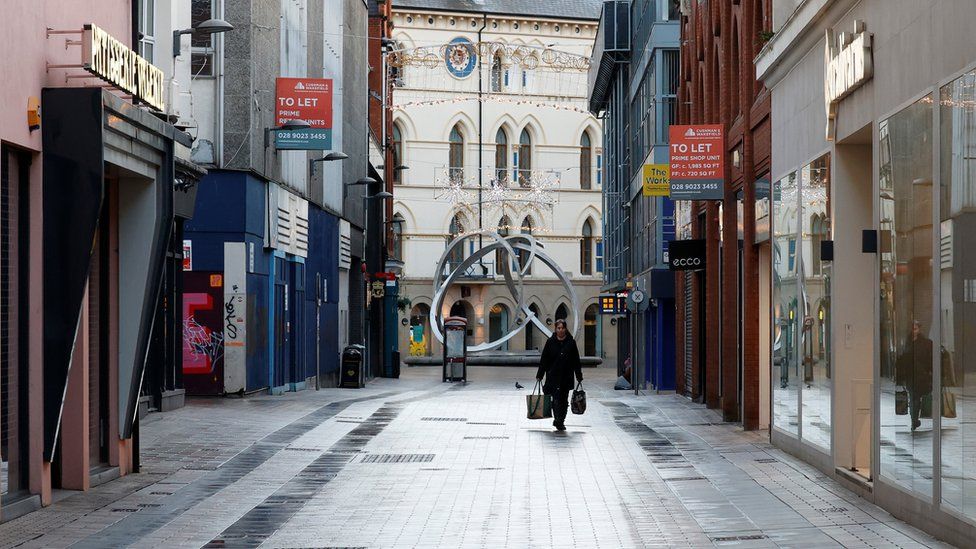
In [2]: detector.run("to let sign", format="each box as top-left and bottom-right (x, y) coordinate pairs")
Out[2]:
(274, 78), (333, 150)
(668, 125), (725, 200)
(642, 164), (670, 197)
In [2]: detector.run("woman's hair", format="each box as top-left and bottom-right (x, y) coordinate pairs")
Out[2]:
(554, 318), (568, 329)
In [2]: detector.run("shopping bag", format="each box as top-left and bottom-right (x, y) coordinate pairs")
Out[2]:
(526, 381), (552, 419)
(895, 389), (908, 416)
(571, 381), (586, 415)
(942, 388), (957, 419)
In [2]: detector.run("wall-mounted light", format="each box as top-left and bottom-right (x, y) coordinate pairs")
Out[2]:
(173, 18), (234, 58)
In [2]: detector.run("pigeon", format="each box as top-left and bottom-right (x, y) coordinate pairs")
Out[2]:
(515, 381), (524, 389)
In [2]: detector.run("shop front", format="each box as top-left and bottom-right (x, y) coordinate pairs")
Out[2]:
(757, 1), (976, 544)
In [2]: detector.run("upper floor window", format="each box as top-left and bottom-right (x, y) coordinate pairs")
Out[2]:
(392, 123), (404, 184)
(447, 213), (464, 265)
(580, 132), (592, 190)
(138, 0), (156, 63)
(495, 128), (508, 182)
(191, 0), (215, 76)
(581, 219), (594, 275)
(449, 124), (464, 180)
(518, 128), (532, 186)
(490, 53), (504, 92)
(519, 217), (533, 275)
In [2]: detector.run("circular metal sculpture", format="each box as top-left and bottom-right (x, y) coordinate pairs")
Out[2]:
(430, 230), (580, 352)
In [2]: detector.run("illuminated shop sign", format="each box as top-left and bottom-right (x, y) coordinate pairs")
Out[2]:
(824, 20), (873, 140)
(82, 23), (165, 111)
(668, 239), (706, 271)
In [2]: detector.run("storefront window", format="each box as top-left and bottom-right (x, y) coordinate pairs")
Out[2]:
(878, 95), (934, 496)
(773, 172), (800, 435)
(940, 70), (976, 517)
(800, 154), (831, 451)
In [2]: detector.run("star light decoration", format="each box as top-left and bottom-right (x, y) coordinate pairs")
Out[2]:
(435, 168), (561, 231)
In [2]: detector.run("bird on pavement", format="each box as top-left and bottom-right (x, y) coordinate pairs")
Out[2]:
(515, 381), (524, 389)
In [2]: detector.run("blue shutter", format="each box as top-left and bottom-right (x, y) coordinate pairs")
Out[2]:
(522, 70), (527, 87)
(596, 239), (604, 273)
(504, 70), (509, 87)
(596, 154), (603, 186)
(788, 238), (796, 271)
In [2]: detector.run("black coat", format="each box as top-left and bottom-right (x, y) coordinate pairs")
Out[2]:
(537, 334), (583, 394)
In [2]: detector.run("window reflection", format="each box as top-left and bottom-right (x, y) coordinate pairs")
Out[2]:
(878, 95), (933, 496)
(940, 70), (976, 517)
(801, 155), (831, 451)
(773, 172), (800, 435)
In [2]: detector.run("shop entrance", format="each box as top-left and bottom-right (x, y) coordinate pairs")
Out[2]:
(833, 126), (874, 480)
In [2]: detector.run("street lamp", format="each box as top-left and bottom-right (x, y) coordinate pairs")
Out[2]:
(309, 150), (348, 176)
(173, 18), (234, 58)
(263, 119), (311, 148)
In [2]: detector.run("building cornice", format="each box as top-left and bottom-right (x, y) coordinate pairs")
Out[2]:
(755, 0), (860, 89)
(392, 11), (598, 36)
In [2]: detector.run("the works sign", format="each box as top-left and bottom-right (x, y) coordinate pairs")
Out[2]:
(824, 20), (872, 140)
(82, 24), (165, 111)
(668, 239), (705, 271)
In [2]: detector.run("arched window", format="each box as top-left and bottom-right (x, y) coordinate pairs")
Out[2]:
(525, 303), (541, 350)
(488, 303), (510, 350)
(731, 20), (741, 119)
(447, 213), (464, 267)
(392, 123), (404, 184)
(496, 215), (511, 274)
(580, 132), (592, 189)
(555, 303), (569, 322)
(391, 213), (404, 261)
(490, 52), (503, 92)
(519, 217), (532, 275)
(518, 128), (532, 186)
(495, 128), (508, 182)
(580, 219), (594, 275)
(449, 124), (464, 180)
(584, 304), (598, 356)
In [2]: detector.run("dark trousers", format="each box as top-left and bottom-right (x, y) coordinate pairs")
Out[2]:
(909, 389), (926, 427)
(553, 388), (570, 424)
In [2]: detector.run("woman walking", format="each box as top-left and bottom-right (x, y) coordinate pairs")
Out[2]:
(536, 319), (583, 431)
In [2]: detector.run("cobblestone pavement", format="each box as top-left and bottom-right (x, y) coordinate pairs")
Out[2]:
(0, 366), (953, 548)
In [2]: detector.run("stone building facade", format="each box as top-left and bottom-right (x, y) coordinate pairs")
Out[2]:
(389, 0), (613, 362)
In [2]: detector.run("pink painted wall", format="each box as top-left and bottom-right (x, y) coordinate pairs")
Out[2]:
(0, 0), (132, 151)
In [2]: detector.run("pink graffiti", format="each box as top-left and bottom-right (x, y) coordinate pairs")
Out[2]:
(183, 292), (224, 375)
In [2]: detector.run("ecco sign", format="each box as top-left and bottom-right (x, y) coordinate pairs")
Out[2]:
(668, 239), (706, 271)
(824, 20), (873, 140)
(82, 24), (165, 111)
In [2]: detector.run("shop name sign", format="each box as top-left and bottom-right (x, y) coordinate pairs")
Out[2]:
(82, 24), (165, 111)
(824, 20), (873, 140)
(668, 239), (706, 271)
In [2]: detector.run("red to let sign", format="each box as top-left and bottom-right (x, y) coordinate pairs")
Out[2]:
(668, 124), (725, 200)
(275, 78), (333, 150)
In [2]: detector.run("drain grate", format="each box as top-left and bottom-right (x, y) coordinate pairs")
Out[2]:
(463, 436), (509, 440)
(712, 534), (768, 542)
(149, 491), (173, 496)
(818, 506), (849, 513)
(476, 467), (504, 470)
(755, 458), (778, 463)
(421, 417), (467, 422)
(360, 453), (435, 464)
(466, 421), (506, 425)
(665, 476), (707, 482)
(112, 508), (139, 513)
(285, 447), (322, 452)
(137, 503), (162, 508)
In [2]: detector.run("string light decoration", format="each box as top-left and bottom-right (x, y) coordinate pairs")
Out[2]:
(433, 168), (561, 232)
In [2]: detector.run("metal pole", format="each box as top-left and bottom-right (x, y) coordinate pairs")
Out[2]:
(316, 273), (321, 390)
(477, 14), (487, 247)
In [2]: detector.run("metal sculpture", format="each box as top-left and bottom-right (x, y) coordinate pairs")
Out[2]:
(430, 229), (580, 352)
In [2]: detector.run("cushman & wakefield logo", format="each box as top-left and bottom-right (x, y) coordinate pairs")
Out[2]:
(82, 23), (165, 111)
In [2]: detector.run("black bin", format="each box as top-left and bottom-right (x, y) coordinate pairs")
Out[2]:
(340, 345), (365, 388)
(392, 350), (401, 379)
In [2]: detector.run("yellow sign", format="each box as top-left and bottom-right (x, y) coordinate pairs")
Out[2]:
(642, 164), (670, 196)
(82, 24), (165, 111)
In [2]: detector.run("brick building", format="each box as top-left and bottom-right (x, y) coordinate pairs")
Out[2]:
(674, 0), (771, 430)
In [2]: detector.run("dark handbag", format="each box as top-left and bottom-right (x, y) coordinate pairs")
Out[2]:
(895, 389), (908, 415)
(571, 381), (586, 415)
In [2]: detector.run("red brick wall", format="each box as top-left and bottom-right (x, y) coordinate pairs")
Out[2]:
(676, 0), (771, 429)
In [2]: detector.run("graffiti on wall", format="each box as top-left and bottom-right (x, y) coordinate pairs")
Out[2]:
(183, 291), (224, 375)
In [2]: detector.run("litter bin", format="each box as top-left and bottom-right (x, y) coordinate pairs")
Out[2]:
(391, 350), (401, 379)
(340, 344), (366, 388)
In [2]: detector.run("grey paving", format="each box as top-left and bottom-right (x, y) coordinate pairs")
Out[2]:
(0, 367), (952, 548)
